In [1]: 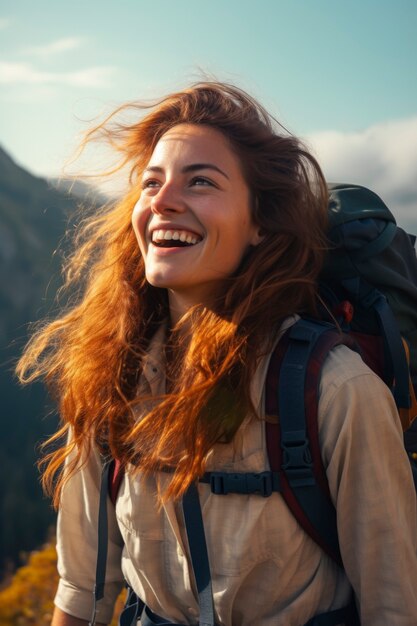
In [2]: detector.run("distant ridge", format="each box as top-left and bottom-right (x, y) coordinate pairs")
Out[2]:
(0, 146), (102, 575)
(48, 175), (108, 203)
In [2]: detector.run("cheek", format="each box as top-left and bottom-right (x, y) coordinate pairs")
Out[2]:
(131, 199), (149, 252)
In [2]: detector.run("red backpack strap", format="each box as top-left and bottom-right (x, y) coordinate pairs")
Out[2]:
(108, 458), (125, 505)
(265, 319), (358, 566)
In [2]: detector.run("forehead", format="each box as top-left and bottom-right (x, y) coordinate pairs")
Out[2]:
(148, 123), (242, 172)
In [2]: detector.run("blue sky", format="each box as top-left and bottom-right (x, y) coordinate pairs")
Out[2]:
(1, 0), (416, 228)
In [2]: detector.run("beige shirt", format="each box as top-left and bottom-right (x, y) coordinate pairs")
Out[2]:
(54, 318), (417, 625)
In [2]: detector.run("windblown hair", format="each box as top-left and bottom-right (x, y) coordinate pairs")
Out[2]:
(17, 81), (329, 505)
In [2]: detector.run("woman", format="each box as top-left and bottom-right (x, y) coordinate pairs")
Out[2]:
(17, 82), (417, 625)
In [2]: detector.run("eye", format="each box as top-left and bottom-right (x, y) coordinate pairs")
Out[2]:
(190, 176), (215, 187)
(141, 178), (161, 190)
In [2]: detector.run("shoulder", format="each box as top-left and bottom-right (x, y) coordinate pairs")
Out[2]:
(319, 343), (385, 415)
(318, 343), (404, 466)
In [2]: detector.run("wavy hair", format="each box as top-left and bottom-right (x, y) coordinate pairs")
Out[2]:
(16, 81), (329, 504)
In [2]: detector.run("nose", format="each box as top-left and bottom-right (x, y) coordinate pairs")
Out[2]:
(150, 180), (186, 215)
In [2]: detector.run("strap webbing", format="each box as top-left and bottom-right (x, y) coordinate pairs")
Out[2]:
(118, 586), (145, 626)
(277, 320), (343, 564)
(372, 294), (411, 408)
(200, 470), (281, 496)
(182, 483), (215, 626)
(340, 279), (411, 409)
(89, 460), (111, 626)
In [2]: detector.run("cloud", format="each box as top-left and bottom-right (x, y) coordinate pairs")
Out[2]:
(0, 62), (115, 88)
(22, 37), (85, 57)
(306, 116), (417, 230)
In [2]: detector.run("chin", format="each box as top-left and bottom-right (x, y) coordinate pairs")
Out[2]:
(146, 273), (180, 290)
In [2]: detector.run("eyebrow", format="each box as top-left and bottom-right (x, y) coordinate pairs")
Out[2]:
(143, 163), (229, 180)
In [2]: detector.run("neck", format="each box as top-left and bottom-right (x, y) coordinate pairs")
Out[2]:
(168, 286), (219, 328)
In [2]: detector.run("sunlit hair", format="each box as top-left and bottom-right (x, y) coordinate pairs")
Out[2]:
(16, 81), (328, 505)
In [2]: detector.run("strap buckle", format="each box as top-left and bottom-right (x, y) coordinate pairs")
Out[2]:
(209, 471), (274, 497)
(281, 430), (315, 488)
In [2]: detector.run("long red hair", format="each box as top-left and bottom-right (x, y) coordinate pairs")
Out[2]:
(16, 82), (328, 505)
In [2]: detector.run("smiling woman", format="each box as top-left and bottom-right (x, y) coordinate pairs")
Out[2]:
(16, 82), (417, 626)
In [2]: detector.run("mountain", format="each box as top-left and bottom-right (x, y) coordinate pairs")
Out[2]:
(0, 146), (99, 574)
(48, 176), (108, 203)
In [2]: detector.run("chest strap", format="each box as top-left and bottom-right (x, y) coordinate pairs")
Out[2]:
(200, 470), (281, 497)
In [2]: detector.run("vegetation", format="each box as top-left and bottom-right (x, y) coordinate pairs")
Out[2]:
(0, 543), (58, 626)
(0, 542), (126, 625)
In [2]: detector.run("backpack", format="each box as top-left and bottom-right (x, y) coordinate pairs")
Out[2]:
(323, 183), (417, 431)
(323, 184), (417, 481)
(91, 183), (417, 626)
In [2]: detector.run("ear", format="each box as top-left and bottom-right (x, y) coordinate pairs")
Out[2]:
(249, 227), (265, 247)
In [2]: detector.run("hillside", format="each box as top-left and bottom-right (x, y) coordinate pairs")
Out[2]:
(0, 540), (126, 625)
(0, 146), (97, 574)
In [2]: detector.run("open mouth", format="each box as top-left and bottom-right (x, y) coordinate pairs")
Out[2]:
(151, 229), (203, 248)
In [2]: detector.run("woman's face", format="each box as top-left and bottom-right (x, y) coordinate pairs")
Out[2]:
(132, 123), (262, 319)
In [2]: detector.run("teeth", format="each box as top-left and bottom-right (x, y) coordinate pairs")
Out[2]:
(151, 229), (202, 245)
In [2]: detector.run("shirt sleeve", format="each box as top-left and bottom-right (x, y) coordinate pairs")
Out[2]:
(319, 345), (417, 626)
(54, 444), (125, 623)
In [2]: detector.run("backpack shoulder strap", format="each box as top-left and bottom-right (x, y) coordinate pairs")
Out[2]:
(108, 458), (125, 505)
(265, 318), (358, 566)
(90, 460), (112, 626)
